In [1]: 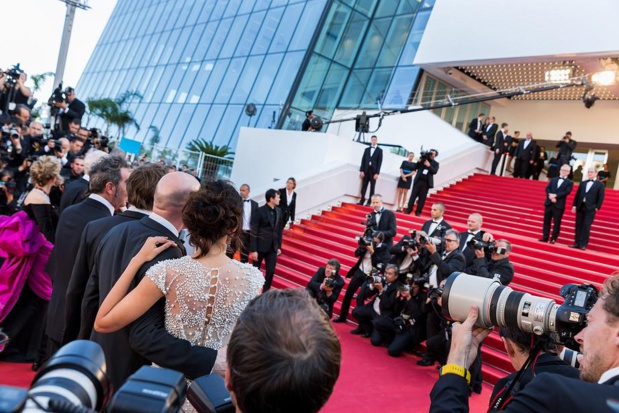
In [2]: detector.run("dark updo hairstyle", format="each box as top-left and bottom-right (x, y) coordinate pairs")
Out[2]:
(182, 180), (243, 258)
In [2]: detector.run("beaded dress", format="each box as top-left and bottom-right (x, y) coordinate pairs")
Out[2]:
(146, 256), (263, 411)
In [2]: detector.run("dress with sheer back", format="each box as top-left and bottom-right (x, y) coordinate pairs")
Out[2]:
(146, 256), (263, 372)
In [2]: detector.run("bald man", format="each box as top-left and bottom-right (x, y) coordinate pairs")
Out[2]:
(81, 172), (217, 390)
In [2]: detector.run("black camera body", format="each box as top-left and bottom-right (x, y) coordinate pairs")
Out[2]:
(428, 286), (444, 299)
(324, 277), (336, 289)
(555, 283), (598, 346)
(3, 64), (22, 87)
(393, 314), (411, 333)
(367, 264), (385, 284)
(402, 231), (419, 250)
(466, 238), (495, 251)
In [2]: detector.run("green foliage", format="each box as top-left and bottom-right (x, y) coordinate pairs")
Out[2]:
(86, 90), (143, 139)
(30, 72), (54, 94)
(185, 138), (235, 158)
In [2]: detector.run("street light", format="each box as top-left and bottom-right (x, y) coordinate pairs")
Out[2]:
(53, 0), (91, 89)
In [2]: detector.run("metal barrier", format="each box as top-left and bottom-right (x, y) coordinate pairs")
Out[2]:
(140, 145), (234, 180)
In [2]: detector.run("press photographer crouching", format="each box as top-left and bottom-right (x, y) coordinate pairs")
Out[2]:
(351, 264), (399, 339)
(334, 231), (390, 323)
(417, 280), (452, 368)
(430, 272), (617, 413)
(306, 259), (345, 317)
(372, 278), (428, 356)
(470, 238), (514, 286)
(390, 229), (426, 282)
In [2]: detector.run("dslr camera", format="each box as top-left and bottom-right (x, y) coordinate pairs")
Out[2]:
(442, 273), (598, 348)
(2, 64), (23, 87)
(466, 238), (495, 252)
(367, 264), (385, 284)
(419, 233), (442, 246)
(324, 277), (336, 289)
(402, 230), (420, 250)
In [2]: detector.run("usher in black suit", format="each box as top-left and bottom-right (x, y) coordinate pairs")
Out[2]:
(513, 139), (537, 179)
(542, 176), (574, 242)
(237, 199), (259, 263)
(63, 209), (148, 344)
(82, 216), (217, 390)
(405, 158), (439, 216)
(250, 204), (284, 291)
(45, 197), (112, 356)
(278, 188), (297, 224)
(359, 144), (383, 204)
(369, 207), (397, 248)
(572, 179), (605, 248)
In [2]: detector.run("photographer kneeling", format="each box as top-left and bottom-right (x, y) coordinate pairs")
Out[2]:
(471, 239), (514, 286)
(390, 230), (427, 282)
(430, 274), (619, 413)
(306, 259), (345, 318)
(373, 279), (428, 356)
(334, 231), (390, 323)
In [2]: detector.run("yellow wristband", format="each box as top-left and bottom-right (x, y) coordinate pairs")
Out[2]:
(440, 364), (471, 385)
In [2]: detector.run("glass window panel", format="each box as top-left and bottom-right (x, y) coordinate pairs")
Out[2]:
(196, 1), (216, 24)
(289, 1), (325, 50)
(201, 60), (231, 102)
(397, 0), (421, 14)
(188, 61), (214, 103)
(176, 0), (196, 28)
(250, 53), (283, 102)
(131, 35), (154, 68)
(238, 0), (255, 15)
(182, 24), (206, 62)
(282, 107), (307, 131)
(375, 1), (398, 17)
(267, 51), (304, 104)
(253, 104), (279, 129)
(314, 4), (352, 60)
(253, 0), (271, 12)
(356, 19), (391, 68)
(339, 69), (372, 108)
(224, 0), (243, 17)
(151, 65), (178, 103)
(292, 55), (330, 109)
(199, 105), (226, 141)
(251, 8), (283, 55)
(269, 3), (303, 53)
(377, 16), (414, 67)
(399, 10), (430, 65)
(361, 68), (391, 107)
(159, 104), (184, 147)
(333, 11), (368, 67)
(383, 66), (419, 109)
(420, 0), (436, 9)
(214, 105), (243, 147)
(216, 58), (246, 103)
(316, 63), (349, 111)
(135, 104), (160, 141)
(163, 2), (184, 31)
(169, 27), (194, 62)
(148, 2), (174, 34)
(176, 63), (201, 103)
(231, 55), (264, 103)
(181, 104), (210, 145)
(355, 0), (378, 16)
(434, 82), (448, 105)
(220, 15), (249, 58)
(185, 0), (202, 26)
(444, 105), (456, 125)
(236, 12), (265, 56)
(205, 18), (232, 59)
(157, 29), (182, 65)
(455, 105), (470, 133)
(211, 1), (228, 20)
(196, 22), (218, 61)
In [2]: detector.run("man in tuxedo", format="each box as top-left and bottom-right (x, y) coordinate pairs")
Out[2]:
(490, 123), (509, 175)
(424, 229), (466, 287)
(470, 239), (514, 286)
(481, 116), (497, 147)
(369, 194), (397, 248)
(421, 202), (452, 238)
(83, 172), (216, 390)
(63, 164), (166, 344)
(467, 113), (485, 142)
(513, 132), (536, 179)
(570, 167), (605, 251)
(44, 155), (129, 359)
(458, 213), (493, 274)
(59, 149), (109, 213)
(55, 86), (86, 132)
(429, 274), (619, 413)
(358, 135), (383, 206)
(250, 188), (284, 291)
(405, 149), (439, 216)
(236, 183), (258, 263)
(540, 164), (573, 244)
(305, 259), (345, 318)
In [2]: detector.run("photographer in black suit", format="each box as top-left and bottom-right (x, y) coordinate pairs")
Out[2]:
(570, 167), (605, 251)
(430, 274), (619, 413)
(421, 202), (452, 254)
(305, 259), (345, 318)
(405, 149), (439, 216)
(390, 231), (425, 282)
(250, 188), (284, 291)
(470, 239), (514, 286)
(368, 194), (397, 248)
(540, 164), (573, 244)
(358, 135), (383, 206)
(54, 87), (85, 132)
(556, 132), (577, 167)
(424, 229), (466, 287)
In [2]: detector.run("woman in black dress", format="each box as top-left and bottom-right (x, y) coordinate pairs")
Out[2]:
(395, 152), (416, 212)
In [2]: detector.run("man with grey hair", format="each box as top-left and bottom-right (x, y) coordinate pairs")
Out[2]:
(424, 229), (466, 287)
(59, 149), (108, 213)
(570, 166), (605, 251)
(44, 155), (129, 359)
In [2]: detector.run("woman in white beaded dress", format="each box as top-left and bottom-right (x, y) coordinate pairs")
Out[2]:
(94, 180), (264, 380)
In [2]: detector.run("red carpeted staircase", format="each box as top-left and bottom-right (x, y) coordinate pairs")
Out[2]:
(272, 174), (619, 387)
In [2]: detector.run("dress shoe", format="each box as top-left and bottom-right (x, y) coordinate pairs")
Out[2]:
(538, 238), (548, 243)
(579, 246), (586, 251)
(471, 385), (482, 394)
(549, 239), (556, 244)
(333, 317), (347, 323)
(365, 201), (371, 206)
(569, 244), (580, 249)
(361, 332), (372, 338)
(414, 211), (421, 217)
(31, 362), (41, 372)
(350, 328), (364, 335)
(356, 200), (365, 205)
(416, 358), (435, 366)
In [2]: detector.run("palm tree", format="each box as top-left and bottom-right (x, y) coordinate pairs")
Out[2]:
(86, 90), (143, 139)
(30, 72), (54, 94)
(185, 138), (235, 158)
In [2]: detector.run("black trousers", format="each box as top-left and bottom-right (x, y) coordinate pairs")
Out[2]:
(339, 270), (367, 320)
(360, 172), (377, 203)
(490, 151), (503, 175)
(513, 159), (531, 179)
(253, 250), (277, 291)
(351, 303), (379, 337)
(575, 205), (596, 247)
(373, 316), (424, 357)
(425, 329), (449, 365)
(239, 231), (251, 263)
(405, 179), (430, 215)
(542, 205), (565, 241)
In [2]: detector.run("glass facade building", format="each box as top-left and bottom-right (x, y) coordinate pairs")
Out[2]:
(78, 0), (434, 151)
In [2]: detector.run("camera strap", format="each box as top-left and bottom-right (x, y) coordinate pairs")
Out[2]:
(488, 339), (545, 412)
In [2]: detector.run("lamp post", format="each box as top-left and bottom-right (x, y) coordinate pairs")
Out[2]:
(53, 0), (91, 90)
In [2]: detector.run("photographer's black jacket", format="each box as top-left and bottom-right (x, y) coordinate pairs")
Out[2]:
(412, 158), (439, 188)
(306, 267), (345, 308)
(369, 207), (397, 248)
(394, 292), (427, 325)
(472, 256), (514, 286)
(346, 243), (390, 278)
(428, 250), (466, 284)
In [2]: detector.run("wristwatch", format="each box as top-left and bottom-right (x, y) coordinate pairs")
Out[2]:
(440, 364), (471, 385)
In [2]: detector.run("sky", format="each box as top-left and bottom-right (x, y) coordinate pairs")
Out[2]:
(3, 0), (117, 100)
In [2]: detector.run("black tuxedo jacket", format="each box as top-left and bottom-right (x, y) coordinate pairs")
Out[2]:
(412, 159), (439, 188)
(83, 216), (216, 390)
(468, 118), (483, 139)
(430, 371), (619, 413)
(250, 204), (284, 253)
(421, 218), (452, 237)
(515, 139), (537, 161)
(428, 250), (466, 284)
(346, 243), (390, 278)
(59, 177), (89, 214)
(370, 208), (397, 247)
(61, 98), (86, 130)
(544, 177), (574, 209)
(360, 145), (383, 175)
(368, 282), (399, 318)
(278, 188), (297, 222)
(46, 198), (112, 343)
(389, 236), (426, 277)
(572, 180), (605, 211)
(242, 199), (259, 228)
(492, 130), (509, 152)
(63, 210), (147, 344)
(472, 256), (514, 286)
(483, 123), (498, 146)
(306, 267), (345, 307)
(458, 230), (487, 273)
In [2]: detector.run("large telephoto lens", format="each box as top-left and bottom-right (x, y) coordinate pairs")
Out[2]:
(442, 273), (559, 336)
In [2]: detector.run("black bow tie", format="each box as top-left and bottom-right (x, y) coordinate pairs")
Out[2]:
(468, 232), (476, 235)
(244, 200), (251, 203)
(432, 221), (439, 224)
